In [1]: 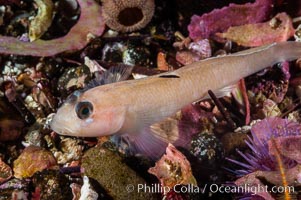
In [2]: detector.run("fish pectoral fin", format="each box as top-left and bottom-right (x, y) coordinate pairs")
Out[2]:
(151, 114), (201, 148)
(200, 82), (239, 100)
(150, 117), (180, 143)
(85, 64), (134, 89)
(115, 116), (195, 160)
(111, 116), (195, 159)
(111, 127), (168, 160)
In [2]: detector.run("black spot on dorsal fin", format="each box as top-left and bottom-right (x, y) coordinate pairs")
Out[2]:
(159, 74), (180, 78)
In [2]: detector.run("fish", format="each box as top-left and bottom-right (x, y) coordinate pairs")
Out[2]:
(50, 41), (301, 158)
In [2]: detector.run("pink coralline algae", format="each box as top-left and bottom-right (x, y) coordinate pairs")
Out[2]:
(0, 0), (105, 57)
(249, 61), (290, 103)
(176, 39), (212, 65)
(216, 13), (295, 47)
(0, 0), (20, 5)
(235, 164), (301, 191)
(148, 143), (197, 191)
(268, 135), (301, 164)
(234, 173), (275, 200)
(13, 146), (58, 179)
(176, 50), (201, 65)
(188, 0), (273, 40)
(176, 104), (214, 147)
(0, 158), (12, 184)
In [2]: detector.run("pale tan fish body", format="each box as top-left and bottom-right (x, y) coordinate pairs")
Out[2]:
(51, 41), (301, 158)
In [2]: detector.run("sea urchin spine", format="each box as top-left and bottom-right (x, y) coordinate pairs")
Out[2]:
(102, 0), (155, 32)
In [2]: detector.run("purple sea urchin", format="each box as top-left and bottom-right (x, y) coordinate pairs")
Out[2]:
(102, 0), (155, 32)
(226, 118), (301, 199)
(227, 117), (300, 176)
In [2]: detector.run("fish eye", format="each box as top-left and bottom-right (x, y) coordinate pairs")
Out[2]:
(75, 101), (93, 119)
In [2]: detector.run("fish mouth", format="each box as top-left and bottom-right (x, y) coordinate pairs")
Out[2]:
(52, 127), (75, 136)
(50, 114), (78, 136)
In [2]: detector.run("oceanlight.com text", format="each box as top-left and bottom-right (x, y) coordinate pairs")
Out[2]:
(125, 183), (295, 195)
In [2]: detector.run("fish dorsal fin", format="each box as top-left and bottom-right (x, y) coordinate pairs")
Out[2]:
(85, 64), (133, 89)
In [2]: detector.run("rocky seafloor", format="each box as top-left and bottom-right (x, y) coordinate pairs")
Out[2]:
(0, 0), (301, 199)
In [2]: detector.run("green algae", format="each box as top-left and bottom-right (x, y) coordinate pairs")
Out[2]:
(81, 143), (158, 200)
